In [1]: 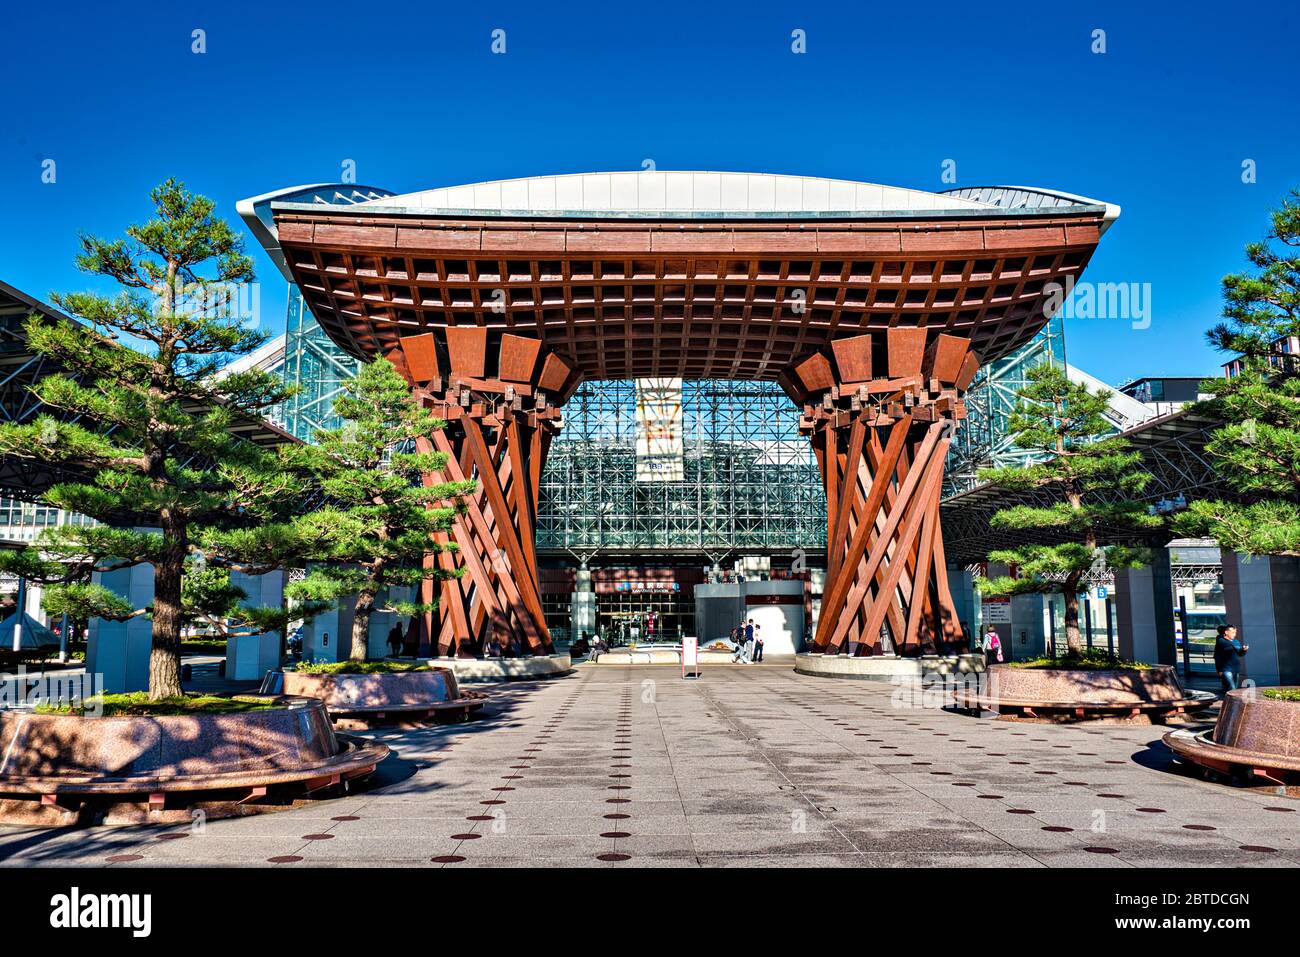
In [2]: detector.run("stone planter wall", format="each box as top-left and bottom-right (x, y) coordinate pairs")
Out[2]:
(0, 697), (361, 787)
(281, 669), (461, 712)
(1213, 688), (1300, 757)
(985, 663), (1185, 706)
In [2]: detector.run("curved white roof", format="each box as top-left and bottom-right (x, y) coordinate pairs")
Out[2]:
(241, 173), (1118, 281)
(362, 171), (998, 215)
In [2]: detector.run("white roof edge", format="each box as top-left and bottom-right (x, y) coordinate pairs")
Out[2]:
(238, 183), (393, 282)
(235, 183), (338, 222)
(943, 184), (1121, 234)
(1065, 363), (1154, 427)
(366, 171), (1002, 215)
(217, 333), (286, 379)
(997, 184), (1122, 234)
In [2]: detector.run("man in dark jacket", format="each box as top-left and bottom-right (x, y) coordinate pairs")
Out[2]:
(1213, 624), (1248, 692)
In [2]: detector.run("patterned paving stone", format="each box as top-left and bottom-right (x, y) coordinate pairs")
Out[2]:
(1, 659), (1296, 868)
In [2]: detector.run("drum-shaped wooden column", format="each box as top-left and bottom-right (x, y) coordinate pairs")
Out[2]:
(781, 331), (979, 656)
(384, 329), (581, 657)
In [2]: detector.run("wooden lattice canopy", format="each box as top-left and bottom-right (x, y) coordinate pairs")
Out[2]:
(241, 174), (1116, 656)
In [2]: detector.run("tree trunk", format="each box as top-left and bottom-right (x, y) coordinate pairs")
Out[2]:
(149, 550), (186, 700)
(350, 590), (374, 661)
(1062, 482), (1089, 658)
(1063, 574), (1083, 656)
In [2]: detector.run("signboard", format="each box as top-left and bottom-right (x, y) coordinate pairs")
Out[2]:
(681, 635), (699, 679)
(1095, 586), (1108, 600)
(614, 581), (679, 593)
(635, 378), (684, 482)
(982, 596), (1012, 624)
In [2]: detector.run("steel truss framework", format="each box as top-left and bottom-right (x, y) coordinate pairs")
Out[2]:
(942, 410), (1229, 567)
(944, 316), (1066, 496)
(0, 280), (293, 512)
(994, 562), (1223, 592)
(277, 288), (362, 442)
(537, 379), (823, 554)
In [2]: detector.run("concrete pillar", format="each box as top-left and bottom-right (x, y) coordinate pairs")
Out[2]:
(226, 570), (286, 680)
(948, 565), (977, 650)
(1221, 552), (1300, 686)
(20, 579), (43, 624)
(303, 603), (342, 663)
(694, 581), (742, 645)
(1113, 547), (1176, 664)
(87, 563), (154, 693)
(301, 585), (415, 663)
(808, 567), (825, 639)
(980, 562), (1045, 661)
(367, 585), (414, 659)
(1006, 593), (1048, 661)
(570, 563), (597, 643)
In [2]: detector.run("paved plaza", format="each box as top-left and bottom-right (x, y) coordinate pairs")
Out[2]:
(1, 660), (1297, 868)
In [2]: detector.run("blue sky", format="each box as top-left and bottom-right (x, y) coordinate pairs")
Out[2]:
(2, 0), (1296, 385)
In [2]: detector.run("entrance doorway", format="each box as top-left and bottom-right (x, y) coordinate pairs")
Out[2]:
(598, 591), (691, 645)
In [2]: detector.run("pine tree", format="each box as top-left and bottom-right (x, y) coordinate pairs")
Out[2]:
(1174, 189), (1300, 554)
(0, 180), (300, 698)
(276, 357), (474, 661)
(976, 365), (1164, 655)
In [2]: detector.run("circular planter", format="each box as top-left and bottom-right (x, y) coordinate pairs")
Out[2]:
(278, 668), (486, 728)
(952, 663), (1215, 722)
(1164, 687), (1300, 789)
(589, 646), (736, 665)
(795, 652), (987, 681)
(0, 696), (388, 827)
(418, 653), (572, 681)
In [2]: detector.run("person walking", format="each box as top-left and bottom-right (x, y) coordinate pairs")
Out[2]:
(982, 627), (1003, 666)
(387, 622), (404, 658)
(1214, 624), (1248, 693)
(752, 623), (764, 662)
(744, 618), (756, 664)
(731, 619), (749, 663)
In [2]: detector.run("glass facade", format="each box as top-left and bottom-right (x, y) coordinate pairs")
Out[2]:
(276, 288), (361, 442)
(536, 380), (824, 553)
(944, 316), (1067, 496)
(0, 498), (86, 542)
(273, 300), (1073, 546)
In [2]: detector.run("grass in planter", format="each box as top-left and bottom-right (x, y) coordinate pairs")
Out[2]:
(36, 693), (279, 717)
(293, 660), (431, 676)
(181, 639), (229, 655)
(1008, 648), (1151, 671)
(1262, 688), (1300, 702)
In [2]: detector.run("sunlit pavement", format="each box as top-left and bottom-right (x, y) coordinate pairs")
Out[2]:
(2, 657), (1297, 868)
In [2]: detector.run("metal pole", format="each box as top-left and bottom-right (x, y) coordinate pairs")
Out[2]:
(1084, 597), (1093, 650)
(1105, 598), (1115, 656)
(11, 576), (25, 653)
(59, 612), (69, 663)
(1047, 599), (1055, 656)
(1178, 593), (1191, 677)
